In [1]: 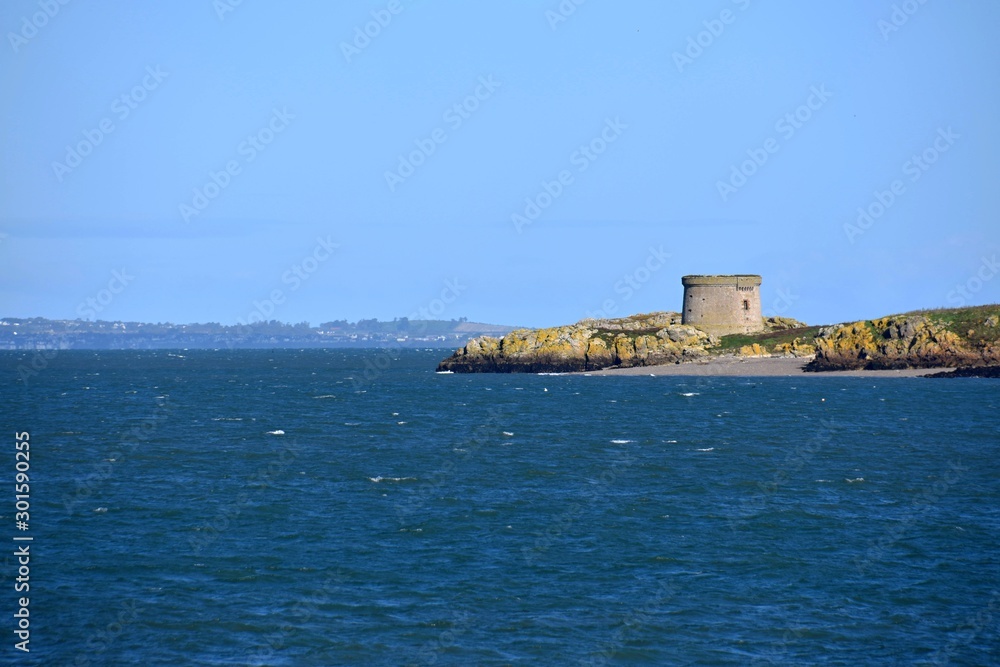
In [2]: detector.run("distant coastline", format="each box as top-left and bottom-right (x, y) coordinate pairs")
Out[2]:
(0, 317), (518, 350)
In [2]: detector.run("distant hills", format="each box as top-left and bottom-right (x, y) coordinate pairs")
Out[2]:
(0, 317), (519, 350)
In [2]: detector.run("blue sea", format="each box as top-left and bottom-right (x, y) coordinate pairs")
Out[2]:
(1, 349), (998, 665)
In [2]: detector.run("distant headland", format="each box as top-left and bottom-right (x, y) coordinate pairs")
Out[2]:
(437, 274), (1000, 376)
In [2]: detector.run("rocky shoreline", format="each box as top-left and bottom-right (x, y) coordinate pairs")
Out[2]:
(804, 313), (1000, 372)
(581, 356), (954, 378)
(923, 365), (1000, 378)
(437, 306), (1000, 376)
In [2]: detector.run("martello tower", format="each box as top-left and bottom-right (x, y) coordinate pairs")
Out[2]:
(681, 275), (764, 336)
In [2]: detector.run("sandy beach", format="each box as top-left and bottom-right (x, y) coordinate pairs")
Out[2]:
(584, 355), (953, 378)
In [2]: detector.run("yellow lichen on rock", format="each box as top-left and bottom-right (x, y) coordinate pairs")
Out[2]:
(808, 313), (994, 370)
(813, 321), (879, 362)
(773, 338), (816, 357)
(612, 334), (635, 364)
(435, 311), (727, 372)
(738, 343), (769, 357)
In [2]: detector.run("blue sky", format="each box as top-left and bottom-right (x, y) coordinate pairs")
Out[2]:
(1, 1), (998, 328)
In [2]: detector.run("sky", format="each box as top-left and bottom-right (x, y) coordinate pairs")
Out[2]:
(1, 1), (998, 329)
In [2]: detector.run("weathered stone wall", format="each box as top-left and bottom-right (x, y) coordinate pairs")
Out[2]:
(681, 275), (763, 336)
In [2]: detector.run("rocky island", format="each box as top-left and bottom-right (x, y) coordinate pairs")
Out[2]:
(436, 305), (1000, 376)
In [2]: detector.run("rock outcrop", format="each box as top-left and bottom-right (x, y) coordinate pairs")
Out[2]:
(925, 366), (1000, 378)
(806, 314), (1000, 371)
(763, 316), (808, 331)
(437, 312), (718, 373)
(772, 338), (816, 357)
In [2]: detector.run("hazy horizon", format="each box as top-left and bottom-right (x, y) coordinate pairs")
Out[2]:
(5, 298), (1000, 331)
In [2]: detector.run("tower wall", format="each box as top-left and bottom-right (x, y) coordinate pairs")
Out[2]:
(681, 275), (763, 336)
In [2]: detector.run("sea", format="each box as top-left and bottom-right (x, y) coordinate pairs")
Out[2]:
(1, 348), (997, 666)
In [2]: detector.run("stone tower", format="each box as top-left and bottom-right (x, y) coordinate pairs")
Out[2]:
(681, 275), (764, 336)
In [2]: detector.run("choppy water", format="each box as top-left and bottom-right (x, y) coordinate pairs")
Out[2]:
(1, 349), (998, 665)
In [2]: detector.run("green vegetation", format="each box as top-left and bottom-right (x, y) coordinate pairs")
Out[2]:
(715, 326), (822, 353)
(919, 305), (1000, 346)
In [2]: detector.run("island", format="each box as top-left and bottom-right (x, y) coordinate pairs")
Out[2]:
(436, 275), (1000, 375)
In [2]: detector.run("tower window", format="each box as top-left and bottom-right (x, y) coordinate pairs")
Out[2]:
(742, 300), (749, 310)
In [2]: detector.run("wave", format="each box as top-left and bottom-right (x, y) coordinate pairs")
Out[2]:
(266, 430), (285, 435)
(368, 476), (417, 483)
